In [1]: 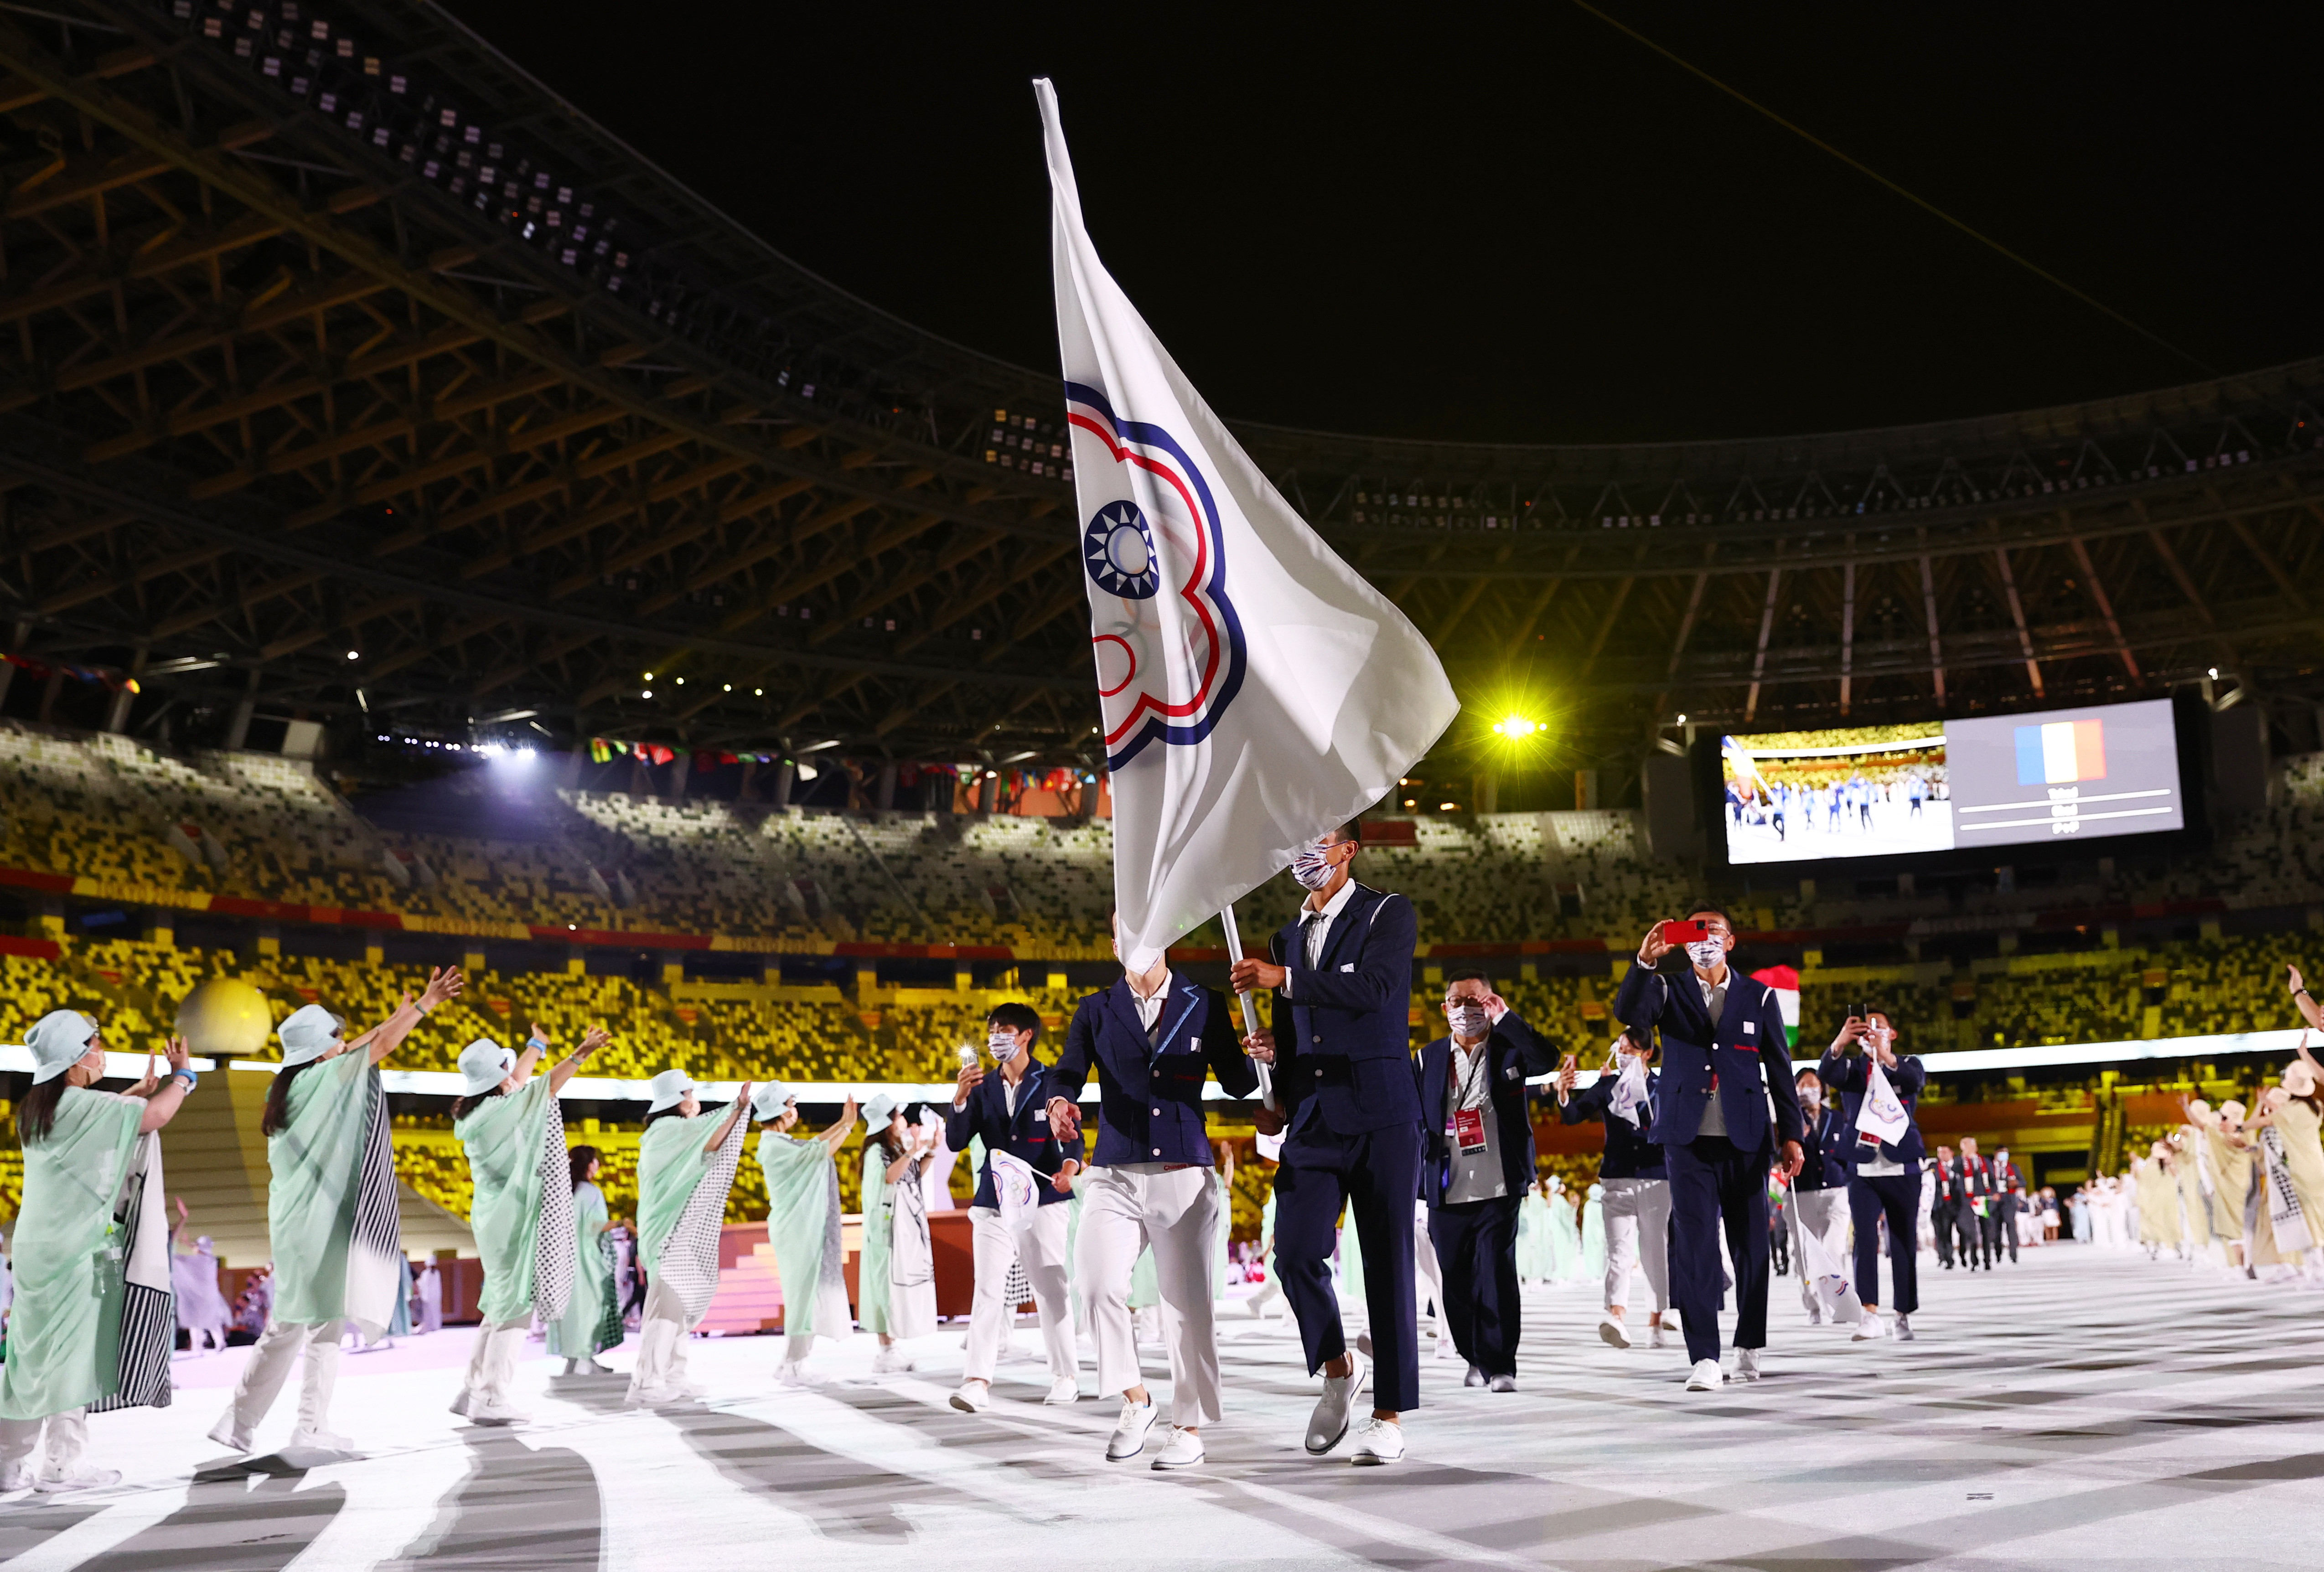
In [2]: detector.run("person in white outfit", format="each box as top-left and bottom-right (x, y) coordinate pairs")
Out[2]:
(945, 1003), (1084, 1414)
(1046, 924), (1258, 1469)
(1555, 1029), (1672, 1350)
(1789, 1067), (1853, 1324)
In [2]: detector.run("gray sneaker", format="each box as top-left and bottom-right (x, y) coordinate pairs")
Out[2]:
(1894, 1313), (1916, 1342)
(1305, 1352), (1366, 1454)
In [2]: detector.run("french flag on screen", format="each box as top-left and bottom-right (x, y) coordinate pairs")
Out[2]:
(2015, 719), (2107, 784)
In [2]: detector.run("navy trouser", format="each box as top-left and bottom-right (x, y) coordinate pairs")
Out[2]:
(1664, 1135), (1770, 1365)
(1848, 1169), (1921, 1314)
(1273, 1122), (1422, 1412)
(1426, 1193), (1522, 1377)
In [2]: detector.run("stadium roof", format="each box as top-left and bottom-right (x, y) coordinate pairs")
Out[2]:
(5, 0), (2322, 774)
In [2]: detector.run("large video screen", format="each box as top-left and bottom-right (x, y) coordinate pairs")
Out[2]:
(1719, 698), (2184, 865)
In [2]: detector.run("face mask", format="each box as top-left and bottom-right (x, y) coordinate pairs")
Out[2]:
(1290, 837), (1338, 892)
(1685, 936), (1725, 969)
(987, 1030), (1021, 1064)
(1448, 1004), (1490, 1040)
(1799, 1086), (1822, 1109)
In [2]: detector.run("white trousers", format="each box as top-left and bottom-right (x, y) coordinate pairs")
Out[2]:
(628, 1278), (694, 1396)
(1076, 1165), (1222, 1426)
(459, 1316), (536, 1407)
(0, 1407), (86, 1473)
(964, 1202), (1075, 1384)
(1413, 1199), (1447, 1339)
(1792, 1188), (1852, 1309)
(1601, 1177), (1671, 1314)
(223, 1318), (343, 1437)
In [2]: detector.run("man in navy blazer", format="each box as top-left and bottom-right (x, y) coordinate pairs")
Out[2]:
(1413, 968), (1557, 1391)
(1817, 1009), (1926, 1342)
(1045, 923), (1256, 1469)
(1612, 907), (1805, 1391)
(944, 1002), (1083, 1413)
(1232, 820), (1422, 1466)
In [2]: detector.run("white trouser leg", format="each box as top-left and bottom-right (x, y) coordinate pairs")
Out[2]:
(226, 1317), (316, 1432)
(1076, 1169), (1151, 1402)
(1015, 1202), (1078, 1380)
(297, 1323), (344, 1436)
(1413, 1200), (1447, 1339)
(1143, 1168), (1222, 1427)
(785, 1330), (817, 1363)
(1793, 1189), (1851, 1307)
(1633, 1179), (1672, 1313)
(963, 1206), (1020, 1384)
(37, 1410), (88, 1476)
(629, 1279), (690, 1393)
(461, 1322), (496, 1399)
(1602, 1183), (1642, 1312)
(0, 1417), (42, 1469)
(473, 1318), (532, 1407)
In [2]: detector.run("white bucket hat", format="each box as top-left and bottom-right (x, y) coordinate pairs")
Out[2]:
(457, 1037), (515, 1096)
(26, 1008), (99, 1085)
(749, 1082), (796, 1122)
(647, 1068), (697, 1114)
(862, 1091), (901, 1128)
(278, 1003), (342, 1068)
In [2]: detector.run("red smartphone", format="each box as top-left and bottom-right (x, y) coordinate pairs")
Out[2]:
(1661, 919), (1709, 945)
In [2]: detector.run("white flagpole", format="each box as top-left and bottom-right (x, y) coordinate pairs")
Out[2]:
(1218, 903), (1276, 1111)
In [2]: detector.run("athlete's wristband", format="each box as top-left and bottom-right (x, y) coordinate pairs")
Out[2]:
(174, 1069), (198, 1091)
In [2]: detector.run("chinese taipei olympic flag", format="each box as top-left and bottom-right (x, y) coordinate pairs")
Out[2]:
(1037, 79), (1459, 971)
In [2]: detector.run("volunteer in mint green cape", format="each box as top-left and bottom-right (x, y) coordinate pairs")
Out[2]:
(1548, 1176), (1584, 1281)
(1516, 1181), (1554, 1284)
(0, 1012), (196, 1495)
(859, 1092), (939, 1364)
(451, 1024), (607, 1426)
(1582, 1182), (1609, 1283)
(210, 967), (464, 1455)
(549, 1145), (622, 1375)
(752, 1083), (860, 1386)
(626, 1068), (754, 1407)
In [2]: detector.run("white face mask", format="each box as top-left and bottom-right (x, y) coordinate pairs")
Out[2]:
(1685, 936), (1726, 969)
(987, 1030), (1021, 1064)
(1448, 1004), (1490, 1040)
(1799, 1085), (1822, 1109)
(1290, 837), (1339, 892)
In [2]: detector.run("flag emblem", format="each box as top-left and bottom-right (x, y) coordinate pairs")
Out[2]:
(2014, 719), (2107, 785)
(1065, 381), (1247, 769)
(1083, 500), (1161, 599)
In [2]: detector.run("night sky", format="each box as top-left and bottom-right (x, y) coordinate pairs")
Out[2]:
(440, 2), (2324, 446)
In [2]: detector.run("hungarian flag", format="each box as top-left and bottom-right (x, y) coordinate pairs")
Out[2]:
(1751, 964), (1801, 1049)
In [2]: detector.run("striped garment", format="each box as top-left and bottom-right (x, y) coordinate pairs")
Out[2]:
(532, 1096), (576, 1325)
(345, 1065), (404, 1337)
(92, 1132), (171, 1414)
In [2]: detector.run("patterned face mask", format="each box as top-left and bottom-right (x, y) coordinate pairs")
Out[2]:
(1290, 837), (1339, 892)
(1685, 936), (1726, 969)
(1448, 1004), (1491, 1040)
(987, 1030), (1021, 1064)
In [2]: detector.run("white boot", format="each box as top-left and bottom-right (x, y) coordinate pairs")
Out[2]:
(626, 1320), (688, 1406)
(289, 1341), (352, 1451)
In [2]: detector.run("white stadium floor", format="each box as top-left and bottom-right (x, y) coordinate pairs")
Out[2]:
(3, 1246), (2320, 1571)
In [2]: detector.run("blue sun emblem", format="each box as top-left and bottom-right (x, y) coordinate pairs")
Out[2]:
(1083, 500), (1160, 600)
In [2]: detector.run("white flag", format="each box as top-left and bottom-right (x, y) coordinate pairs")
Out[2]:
(1037, 79), (1459, 971)
(1858, 1060), (1912, 1148)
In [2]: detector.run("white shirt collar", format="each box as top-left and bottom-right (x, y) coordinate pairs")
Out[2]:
(1306, 879), (1359, 924)
(1128, 969), (1175, 1030)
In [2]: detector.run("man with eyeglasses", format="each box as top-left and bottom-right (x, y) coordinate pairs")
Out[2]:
(1615, 907), (1806, 1391)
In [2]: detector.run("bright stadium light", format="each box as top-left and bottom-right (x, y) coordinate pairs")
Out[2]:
(1491, 714), (1541, 739)
(643, 671), (655, 680)
(641, 689), (653, 699)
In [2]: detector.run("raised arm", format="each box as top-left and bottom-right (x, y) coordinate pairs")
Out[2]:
(366, 966), (465, 1065)
(140, 1037), (196, 1134)
(545, 1026), (610, 1094)
(705, 1081), (755, 1155)
(1488, 999), (1559, 1078)
(818, 1096), (861, 1157)
(1560, 1071), (1615, 1126)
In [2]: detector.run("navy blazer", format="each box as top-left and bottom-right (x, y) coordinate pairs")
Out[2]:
(1266, 883), (1423, 1139)
(1413, 1010), (1558, 1208)
(944, 1055), (1082, 1209)
(1814, 1047), (1928, 1168)
(1050, 977), (1257, 1167)
(1796, 1103), (1853, 1190)
(1558, 1067), (1667, 1180)
(1612, 961), (1805, 1153)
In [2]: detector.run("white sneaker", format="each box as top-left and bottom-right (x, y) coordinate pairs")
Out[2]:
(625, 1384), (690, 1408)
(1432, 1335), (1460, 1362)
(1149, 1425), (1204, 1470)
(447, 1388), (472, 1417)
(870, 1346), (914, 1374)
(466, 1398), (528, 1426)
(1853, 1311), (1886, 1342)
(288, 1427), (355, 1453)
(1894, 1313), (1915, 1342)
(1348, 1416), (1405, 1466)
(206, 1412), (254, 1453)
(1648, 1323), (1670, 1350)
(1598, 1313), (1631, 1349)
(1106, 1397), (1159, 1461)
(774, 1361), (815, 1387)
(1805, 1301), (1824, 1327)
(1305, 1352), (1366, 1454)
(1685, 1359), (1723, 1391)
(35, 1464), (121, 1494)
(0, 1463), (32, 1492)
(1043, 1377), (1079, 1406)
(1734, 1347), (1761, 1382)
(948, 1381), (990, 1414)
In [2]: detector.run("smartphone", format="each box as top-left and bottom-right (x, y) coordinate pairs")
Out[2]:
(1661, 919), (1709, 945)
(1850, 1000), (1869, 1023)
(956, 1044), (979, 1071)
